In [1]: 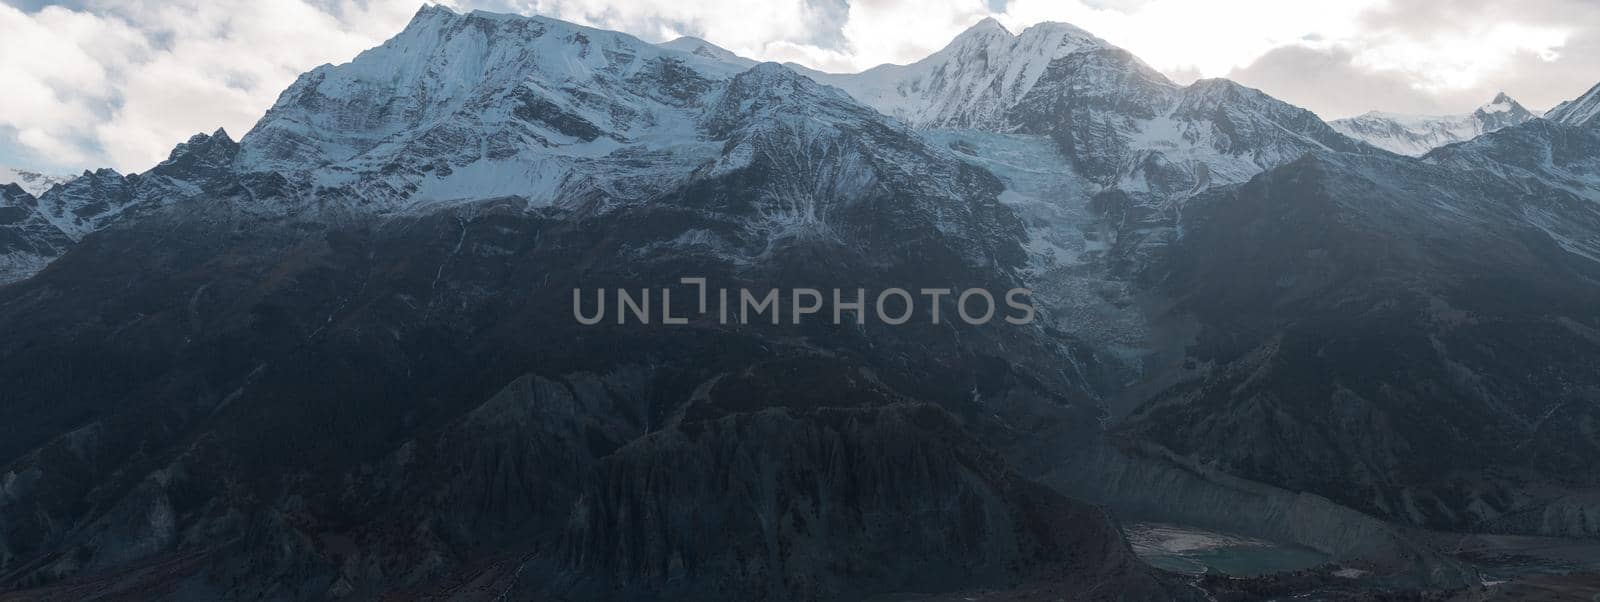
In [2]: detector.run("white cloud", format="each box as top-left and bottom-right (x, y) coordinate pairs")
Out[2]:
(0, 4), (144, 165)
(2, 0), (1599, 172)
(996, 0), (1384, 81)
(835, 0), (991, 69)
(510, 0), (840, 65)
(1344, 22), (1570, 92)
(0, 0), (426, 173)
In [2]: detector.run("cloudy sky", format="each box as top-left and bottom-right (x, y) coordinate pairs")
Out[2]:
(3, 0), (1599, 174)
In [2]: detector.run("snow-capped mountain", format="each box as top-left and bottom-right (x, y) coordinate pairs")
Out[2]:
(791, 18), (1109, 131)
(0, 168), (66, 197)
(0, 129), (242, 282)
(236, 6), (762, 215)
(7, 5), (1600, 599)
(800, 19), (1367, 194)
(2, 12), (1367, 287)
(1329, 92), (1539, 156)
(786, 18), (1375, 351)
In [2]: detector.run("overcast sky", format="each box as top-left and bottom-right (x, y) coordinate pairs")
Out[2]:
(4, 0), (1599, 174)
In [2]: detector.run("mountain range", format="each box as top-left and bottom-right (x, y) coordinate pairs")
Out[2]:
(1329, 92), (1541, 156)
(3, 5), (1600, 599)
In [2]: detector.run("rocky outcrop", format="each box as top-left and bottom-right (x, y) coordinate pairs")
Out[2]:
(550, 404), (1185, 600)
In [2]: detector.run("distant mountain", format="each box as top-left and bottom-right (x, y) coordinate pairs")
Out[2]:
(0, 167), (66, 197)
(1329, 93), (1539, 156)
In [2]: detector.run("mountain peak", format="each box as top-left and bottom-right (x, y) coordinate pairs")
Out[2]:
(158, 128), (241, 176)
(961, 16), (1011, 38)
(1477, 92), (1525, 114)
(656, 36), (753, 65)
(1017, 20), (1099, 42)
(403, 3), (456, 29)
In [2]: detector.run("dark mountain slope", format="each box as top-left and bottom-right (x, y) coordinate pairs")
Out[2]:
(1121, 148), (1600, 533)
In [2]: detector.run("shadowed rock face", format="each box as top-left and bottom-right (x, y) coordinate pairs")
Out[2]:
(551, 404), (1176, 600)
(1118, 149), (1600, 533)
(0, 196), (1169, 598)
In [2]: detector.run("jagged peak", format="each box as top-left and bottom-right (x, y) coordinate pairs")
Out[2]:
(171, 128), (237, 153)
(1476, 92), (1527, 115)
(180, 129), (220, 146)
(77, 167), (121, 179)
(386, 5), (605, 54)
(413, 3), (452, 17)
(400, 3), (456, 30)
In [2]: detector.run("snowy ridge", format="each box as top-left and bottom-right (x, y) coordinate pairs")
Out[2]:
(28, 129), (239, 241)
(0, 129), (242, 283)
(1425, 119), (1600, 207)
(1547, 82), (1600, 129)
(1331, 93), (1538, 156)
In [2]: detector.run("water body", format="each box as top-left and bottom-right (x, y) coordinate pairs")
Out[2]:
(1126, 522), (1330, 577)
